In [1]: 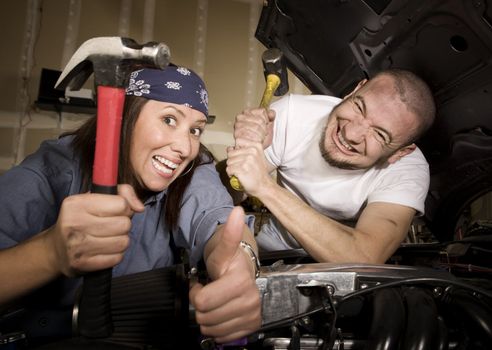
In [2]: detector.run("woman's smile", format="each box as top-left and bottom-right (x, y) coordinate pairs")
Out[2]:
(151, 155), (179, 176)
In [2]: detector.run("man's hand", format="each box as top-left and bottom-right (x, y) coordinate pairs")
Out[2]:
(233, 107), (275, 149)
(47, 184), (145, 277)
(226, 107), (277, 197)
(189, 207), (261, 343)
(226, 139), (275, 198)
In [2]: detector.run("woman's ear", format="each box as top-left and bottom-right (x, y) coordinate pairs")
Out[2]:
(387, 143), (417, 164)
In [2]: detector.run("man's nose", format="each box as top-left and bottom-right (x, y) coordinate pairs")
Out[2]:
(344, 118), (371, 144)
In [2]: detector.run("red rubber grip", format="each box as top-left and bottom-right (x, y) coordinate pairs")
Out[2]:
(93, 86), (125, 187)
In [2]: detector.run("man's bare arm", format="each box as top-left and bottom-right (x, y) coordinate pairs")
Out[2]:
(255, 177), (414, 263)
(225, 107), (414, 263)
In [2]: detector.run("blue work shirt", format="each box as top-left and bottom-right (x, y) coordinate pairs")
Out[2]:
(0, 136), (253, 304)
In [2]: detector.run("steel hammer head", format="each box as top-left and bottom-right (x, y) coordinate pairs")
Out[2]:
(262, 48), (289, 96)
(55, 37), (171, 90)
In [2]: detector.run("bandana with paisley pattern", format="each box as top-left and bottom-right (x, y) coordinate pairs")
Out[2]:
(125, 66), (209, 118)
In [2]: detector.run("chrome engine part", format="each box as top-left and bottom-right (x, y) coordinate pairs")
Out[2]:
(244, 261), (492, 350)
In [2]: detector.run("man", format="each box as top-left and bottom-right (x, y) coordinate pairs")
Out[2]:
(223, 69), (436, 264)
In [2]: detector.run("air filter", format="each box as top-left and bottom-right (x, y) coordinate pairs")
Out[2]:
(73, 265), (195, 349)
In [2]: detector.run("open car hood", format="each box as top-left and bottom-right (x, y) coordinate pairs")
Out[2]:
(255, 0), (492, 241)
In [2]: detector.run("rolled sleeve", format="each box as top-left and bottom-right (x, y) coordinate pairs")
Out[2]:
(173, 163), (254, 266)
(0, 138), (79, 248)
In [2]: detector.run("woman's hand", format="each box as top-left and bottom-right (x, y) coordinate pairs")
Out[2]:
(46, 184), (144, 277)
(189, 207), (261, 343)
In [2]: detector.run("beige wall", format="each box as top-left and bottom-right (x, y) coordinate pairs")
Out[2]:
(0, 0), (309, 174)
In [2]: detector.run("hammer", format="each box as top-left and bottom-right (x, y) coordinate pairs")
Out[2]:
(230, 48), (289, 191)
(56, 36), (170, 338)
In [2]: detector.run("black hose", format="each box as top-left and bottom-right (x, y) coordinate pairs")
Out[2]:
(436, 316), (449, 350)
(444, 288), (492, 346)
(401, 287), (439, 350)
(339, 277), (492, 302)
(366, 288), (405, 350)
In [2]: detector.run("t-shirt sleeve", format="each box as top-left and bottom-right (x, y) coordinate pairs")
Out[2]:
(173, 162), (255, 266)
(367, 150), (430, 215)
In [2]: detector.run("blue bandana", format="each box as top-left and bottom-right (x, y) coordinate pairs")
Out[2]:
(125, 66), (209, 118)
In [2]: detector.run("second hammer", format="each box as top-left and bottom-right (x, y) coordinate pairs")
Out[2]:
(230, 48), (288, 191)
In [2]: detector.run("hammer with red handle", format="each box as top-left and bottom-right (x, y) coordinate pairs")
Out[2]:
(55, 36), (170, 338)
(230, 47), (289, 191)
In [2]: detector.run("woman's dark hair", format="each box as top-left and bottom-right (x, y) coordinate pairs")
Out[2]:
(66, 95), (214, 229)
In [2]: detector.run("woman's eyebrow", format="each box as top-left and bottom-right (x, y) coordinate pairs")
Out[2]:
(162, 105), (207, 124)
(194, 120), (207, 128)
(161, 105), (185, 117)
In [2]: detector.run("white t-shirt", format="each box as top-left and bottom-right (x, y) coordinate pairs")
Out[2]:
(256, 94), (430, 251)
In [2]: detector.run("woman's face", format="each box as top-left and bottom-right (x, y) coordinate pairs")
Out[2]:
(130, 100), (207, 192)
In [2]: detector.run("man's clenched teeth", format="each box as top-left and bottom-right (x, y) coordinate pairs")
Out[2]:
(337, 130), (355, 152)
(152, 155), (178, 174)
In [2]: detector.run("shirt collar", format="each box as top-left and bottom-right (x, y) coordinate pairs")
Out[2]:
(143, 188), (168, 206)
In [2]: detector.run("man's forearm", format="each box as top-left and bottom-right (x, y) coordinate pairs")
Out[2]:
(255, 180), (383, 263)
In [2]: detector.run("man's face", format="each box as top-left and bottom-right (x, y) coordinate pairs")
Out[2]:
(320, 76), (419, 170)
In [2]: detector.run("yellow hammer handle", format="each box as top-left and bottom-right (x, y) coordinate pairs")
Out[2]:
(260, 74), (281, 108)
(229, 175), (243, 192)
(230, 74), (281, 191)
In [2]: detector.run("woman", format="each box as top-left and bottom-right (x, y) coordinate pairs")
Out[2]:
(0, 66), (261, 343)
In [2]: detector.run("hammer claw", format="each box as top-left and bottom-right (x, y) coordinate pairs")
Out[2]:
(55, 37), (170, 90)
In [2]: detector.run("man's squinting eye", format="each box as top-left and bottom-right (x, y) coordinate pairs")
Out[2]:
(354, 101), (363, 115)
(374, 129), (389, 144)
(163, 116), (177, 126)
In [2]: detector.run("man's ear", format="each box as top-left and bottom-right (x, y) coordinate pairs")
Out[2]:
(387, 143), (417, 164)
(342, 79), (368, 100)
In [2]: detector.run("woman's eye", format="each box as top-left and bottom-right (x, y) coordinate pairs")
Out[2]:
(190, 128), (203, 137)
(163, 116), (177, 126)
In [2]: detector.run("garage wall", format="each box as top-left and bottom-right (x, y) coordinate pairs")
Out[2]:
(0, 0), (309, 174)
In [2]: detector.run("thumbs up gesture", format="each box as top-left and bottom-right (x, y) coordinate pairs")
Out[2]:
(189, 207), (261, 343)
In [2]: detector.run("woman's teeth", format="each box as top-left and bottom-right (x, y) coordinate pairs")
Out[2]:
(152, 155), (178, 174)
(337, 131), (354, 151)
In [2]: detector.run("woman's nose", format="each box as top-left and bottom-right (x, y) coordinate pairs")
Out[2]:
(171, 130), (192, 157)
